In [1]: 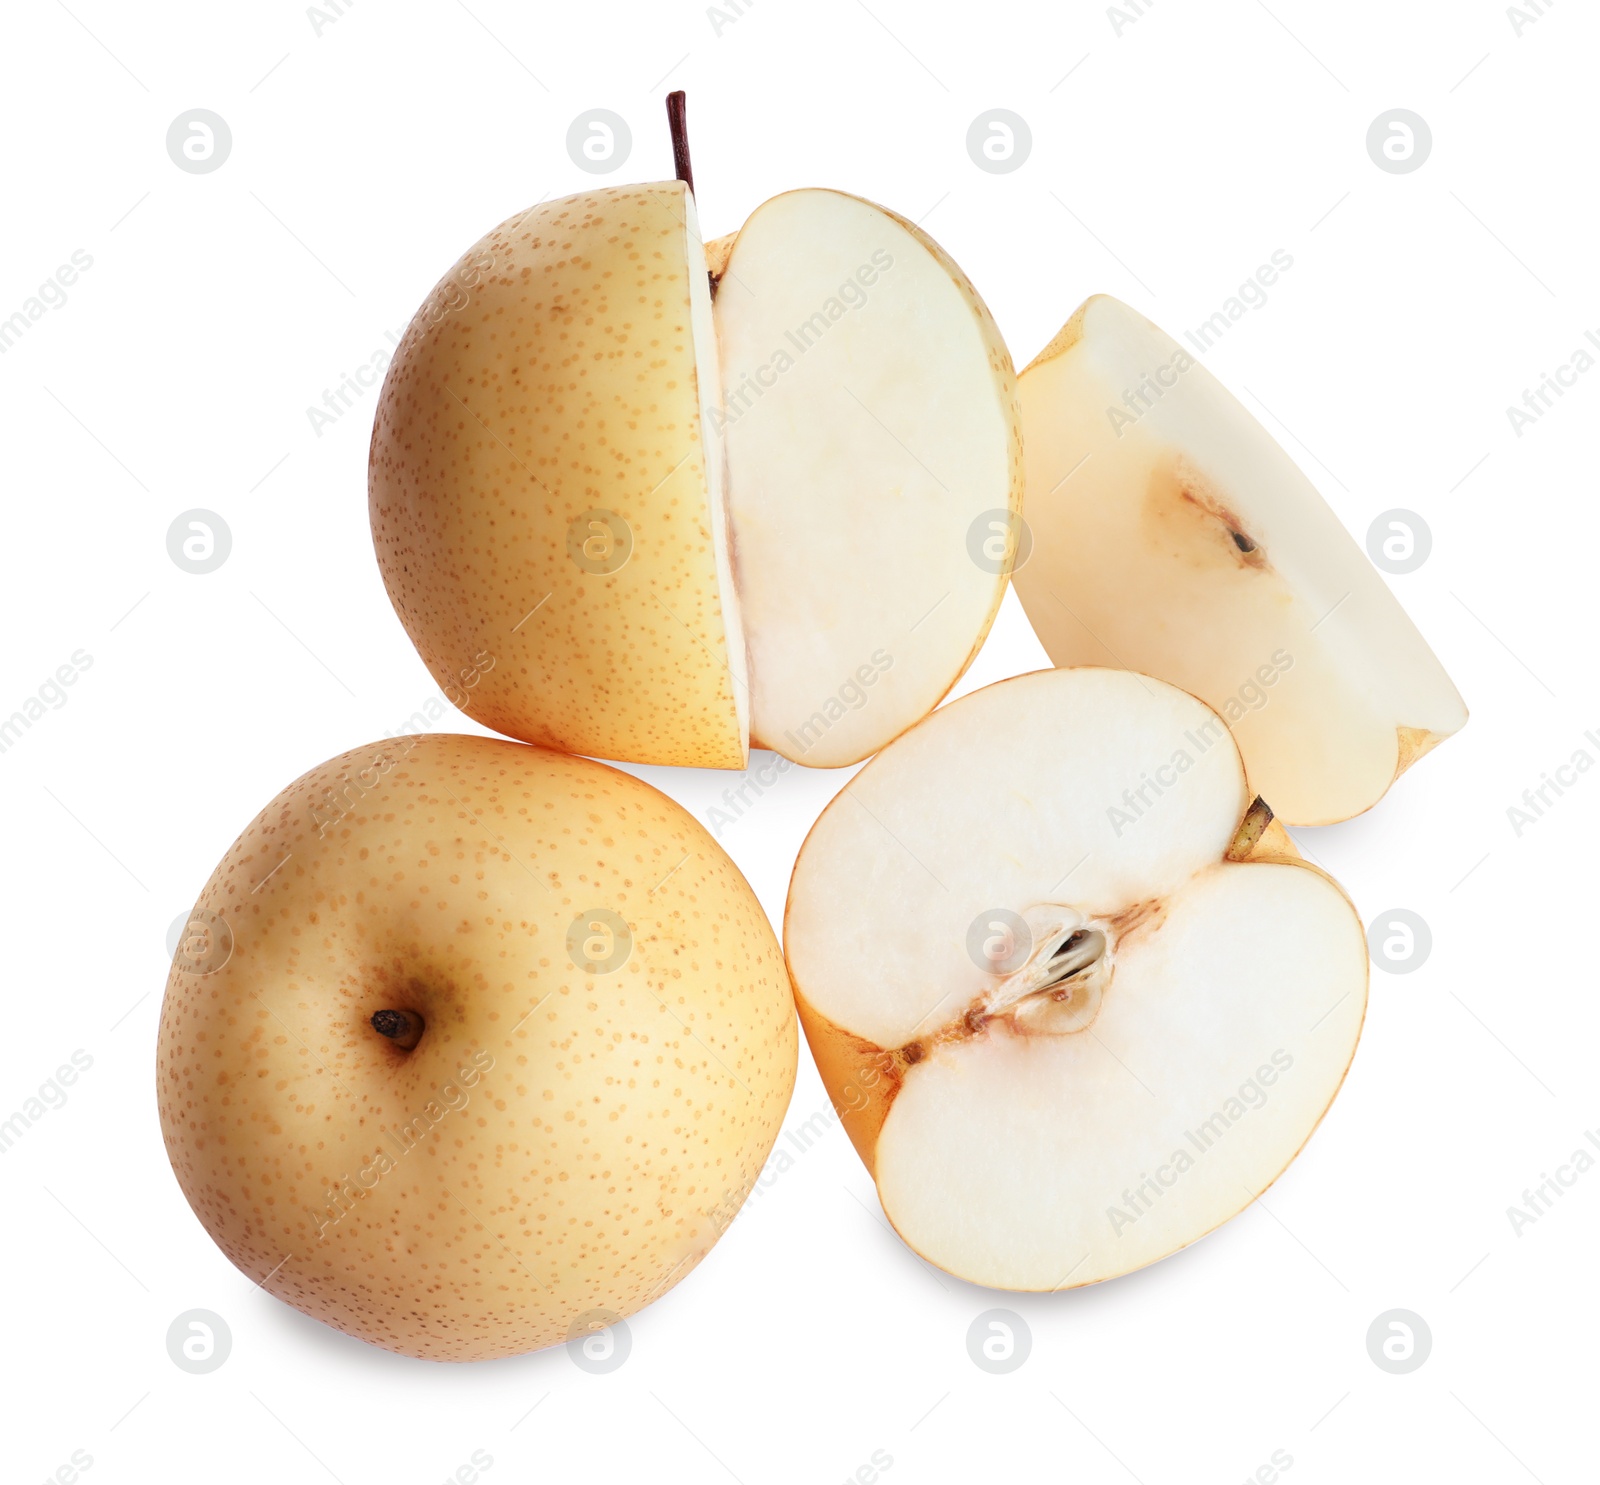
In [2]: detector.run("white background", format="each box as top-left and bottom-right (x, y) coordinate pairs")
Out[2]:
(1, 1), (1594, 1481)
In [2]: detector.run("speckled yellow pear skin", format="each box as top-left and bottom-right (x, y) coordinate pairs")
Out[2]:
(370, 184), (746, 768)
(156, 734), (796, 1361)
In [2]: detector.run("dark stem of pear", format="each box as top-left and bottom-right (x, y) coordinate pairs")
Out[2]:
(666, 90), (694, 196)
(370, 1008), (424, 1051)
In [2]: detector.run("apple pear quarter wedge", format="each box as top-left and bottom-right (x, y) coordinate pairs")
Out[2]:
(1012, 294), (1466, 826)
(370, 116), (1019, 771)
(784, 668), (1368, 1291)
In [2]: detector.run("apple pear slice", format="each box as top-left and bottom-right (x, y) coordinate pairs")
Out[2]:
(785, 667), (1368, 1290)
(371, 117), (1019, 771)
(712, 189), (1020, 766)
(1012, 295), (1466, 825)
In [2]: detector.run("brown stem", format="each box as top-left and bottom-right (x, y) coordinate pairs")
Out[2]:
(1225, 797), (1276, 862)
(666, 90), (694, 197)
(370, 1008), (424, 1051)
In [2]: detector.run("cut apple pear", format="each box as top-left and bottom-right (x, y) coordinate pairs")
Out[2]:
(1012, 295), (1466, 825)
(370, 98), (1020, 771)
(785, 667), (1368, 1290)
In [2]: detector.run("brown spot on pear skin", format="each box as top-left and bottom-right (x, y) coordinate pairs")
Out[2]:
(704, 231), (737, 292)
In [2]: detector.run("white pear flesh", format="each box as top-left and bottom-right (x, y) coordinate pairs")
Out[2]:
(784, 668), (1368, 1291)
(1012, 295), (1466, 825)
(714, 190), (1020, 767)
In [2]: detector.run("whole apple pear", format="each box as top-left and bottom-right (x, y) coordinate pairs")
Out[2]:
(157, 733), (796, 1361)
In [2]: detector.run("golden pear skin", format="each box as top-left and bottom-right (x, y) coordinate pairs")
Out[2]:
(370, 184), (747, 768)
(157, 734), (796, 1361)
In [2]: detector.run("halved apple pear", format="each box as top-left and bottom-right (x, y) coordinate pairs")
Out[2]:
(1013, 295), (1466, 825)
(370, 107), (1019, 771)
(785, 667), (1368, 1291)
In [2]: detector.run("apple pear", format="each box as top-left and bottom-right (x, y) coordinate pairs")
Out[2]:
(1012, 294), (1466, 825)
(156, 733), (796, 1361)
(784, 667), (1368, 1290)
(369, 96), (1021, 771)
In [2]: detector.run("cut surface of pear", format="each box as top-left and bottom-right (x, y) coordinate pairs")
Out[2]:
(715, 189), (1019, 766)
(784, 667), (1368, 1291)
(371, 182), (1019, 772)
(1012, 294), (1466, 825)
